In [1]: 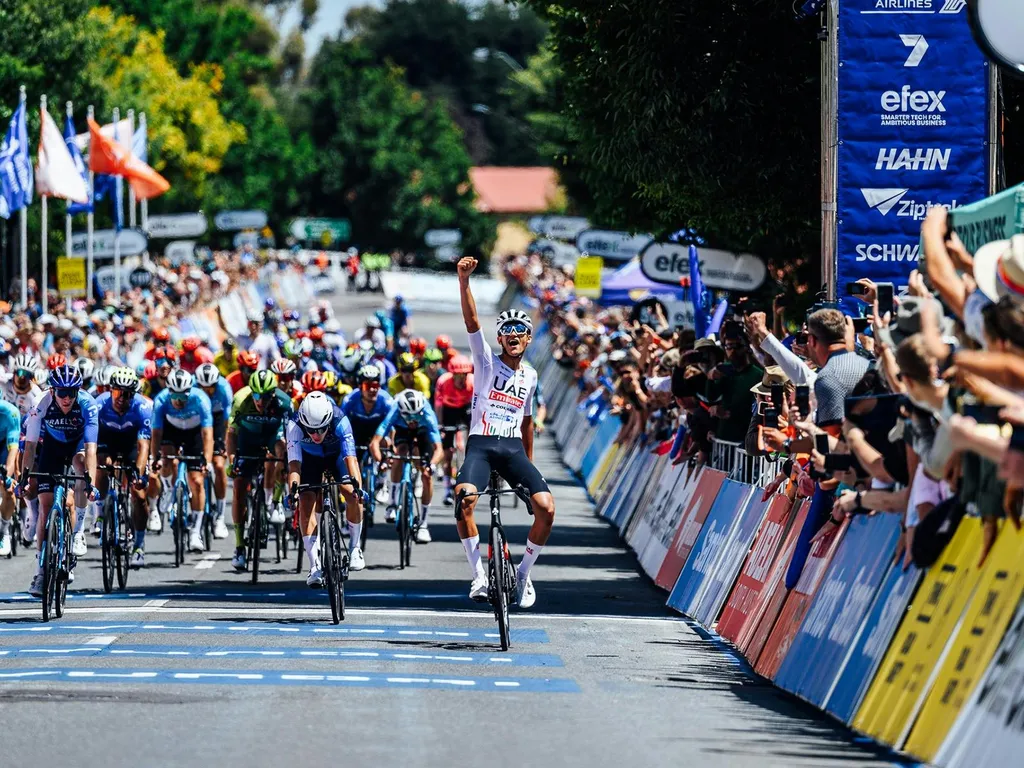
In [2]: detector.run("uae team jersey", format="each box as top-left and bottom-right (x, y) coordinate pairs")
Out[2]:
(1, 378), (44, 421)
(467, 330), (536, 438)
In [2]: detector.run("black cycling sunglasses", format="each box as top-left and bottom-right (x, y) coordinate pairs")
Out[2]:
(14, 368), (33, 378)
(499, 322), (530, 336)
(307, 424), (330, 435)
(55, 387), (77, 399)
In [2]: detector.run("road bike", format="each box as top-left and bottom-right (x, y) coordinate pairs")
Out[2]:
(382, 448), (422, 569)
(456, 470), (533, 651)
(100, 458), (135, 592)
(236, 454), (286, 584)
(292, 473), (356, 624)
(166, 450), (208, 567)
(1, 468), (19, 558)
(440, 424), (467, 501)
(356, 447), (380, 552)
(27, 468), (89, 622)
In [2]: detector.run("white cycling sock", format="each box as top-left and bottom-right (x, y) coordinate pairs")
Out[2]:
(215, 499), (225, 518)
(303, 534), (319, 568)
(74, 507), (88, 534)
(348, 521), (362, 551)
(517, 539), (543, 582)
(0, 518), (9, 536)
(264, 488), (274, 507)
(420, 505), (430, 526)
(461, 535), (485, 579)
(390, 482), (400, 505)
(192, 509), (204, 529)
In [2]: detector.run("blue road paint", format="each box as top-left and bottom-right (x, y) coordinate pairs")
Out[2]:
(0, 644), (562, 667)
(0, 621), (550, 643)
(0, 590), (468, 605)
(0, 667), (579, 693)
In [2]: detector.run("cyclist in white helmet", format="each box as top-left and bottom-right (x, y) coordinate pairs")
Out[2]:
(454, 257), (554, 608)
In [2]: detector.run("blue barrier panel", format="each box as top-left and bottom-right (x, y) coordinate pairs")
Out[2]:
(773, 513), (903, 705)
(580, 416), (617, 482)
(614, 445), (656, 532)
(822, 556), (922, 724)
(666, 479), (753, 615)
(691, 494), (771, 627)
(597, 441), (642, 522)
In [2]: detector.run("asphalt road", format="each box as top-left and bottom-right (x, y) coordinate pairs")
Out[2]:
(0, 281), (898, 767)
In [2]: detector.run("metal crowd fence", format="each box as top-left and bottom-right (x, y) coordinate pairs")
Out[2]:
(710, 439), (780, 488)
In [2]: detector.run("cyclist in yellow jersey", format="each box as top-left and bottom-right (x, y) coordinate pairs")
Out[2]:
(213, 338), (239, 378)
(387, 352), (431, 397)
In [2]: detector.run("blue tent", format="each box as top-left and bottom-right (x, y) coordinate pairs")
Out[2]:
(597, 259), (685, 306)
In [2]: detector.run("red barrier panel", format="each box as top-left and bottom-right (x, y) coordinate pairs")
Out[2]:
(736, 500), (810, 662)
(654, 469), (727, 591)
(754, 520), (848, 680)
(716, 494), (796, 643)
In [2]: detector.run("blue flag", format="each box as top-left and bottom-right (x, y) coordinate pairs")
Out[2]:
(112, 121), (124, 231)
(688, 245), (711, 338)
(65, 113), (93, 215)
(132, 123), (147, 164)
(0, 100), (33, 219)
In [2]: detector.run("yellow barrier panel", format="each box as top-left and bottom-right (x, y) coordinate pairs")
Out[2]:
(852, 520), (984, 745)
(903, 523), (1024, 761)
(588, 442), (622, 498)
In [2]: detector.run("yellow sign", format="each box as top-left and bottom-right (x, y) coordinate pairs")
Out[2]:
(853, 521), (984, 747)
(904, 523), (1024, 761)
(57, 257), (86, 297)
(575, 256), (603, 298)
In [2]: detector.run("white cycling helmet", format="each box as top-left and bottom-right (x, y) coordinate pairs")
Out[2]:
(339, 348), (362, 373)
(396, 388), (427, 416)
(271, 358), (297, 376)
(195, 362), (220, 388)
(300, 338), (314, 355)
(358, 364), (381, 383)
(109, 366), (139, 391)
(167, 368), (194, 394)
(496, 309), (533, 333)
(34, 368), (49, 387)
(298, 391), (334, 431)
(11, 353), (38, 373)
(95, 365), (114, 387)
(75, 357), (96, 380)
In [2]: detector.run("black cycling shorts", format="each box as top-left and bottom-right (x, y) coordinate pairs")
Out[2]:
(457, 435), (549, 497)
(212, 411), (227, 455)
(34, 440), (84, 495)
(393, 426), (433, 464)
(440, 405), (470, 450)
(161, 423), (206, 470)
(98, 430), (139, 464)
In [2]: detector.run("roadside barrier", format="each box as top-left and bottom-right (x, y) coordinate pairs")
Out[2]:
(527, 321), (1024, 766)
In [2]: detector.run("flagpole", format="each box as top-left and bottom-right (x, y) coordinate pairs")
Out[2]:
(18, 85), (28, 311)
(40, 95), (48, 316)
(65, 102), (73, 264)
(127, 109), (136, 230)
(87, 104), (95, 304)
(112, 107), (121, 300)
(139, 113), (148, 235)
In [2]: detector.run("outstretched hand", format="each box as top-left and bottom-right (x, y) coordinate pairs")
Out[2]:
(457, 257), (478, 279)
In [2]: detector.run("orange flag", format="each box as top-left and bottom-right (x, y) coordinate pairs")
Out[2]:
(87, 117), (170, 200)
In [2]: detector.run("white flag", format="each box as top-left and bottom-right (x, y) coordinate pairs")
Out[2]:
(36, 106), (89, 202)
(73, 118), (131, 153)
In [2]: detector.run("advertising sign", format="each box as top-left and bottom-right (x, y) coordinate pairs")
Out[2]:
(145, 212), (207, 239)
(575, 229), (653, 262)
(574, 256), (603, 298)
(836, 1), (988, 297)
(424, 228), (462, 248)
(215, 210), (268, 231)
(655, 469), (727, 591)
(56, 257), (86, 297)
(70, 228), (147, 259)
(640, 243), (767, 291)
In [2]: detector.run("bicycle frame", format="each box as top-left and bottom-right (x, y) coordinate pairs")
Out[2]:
(27, 468), (84, 621)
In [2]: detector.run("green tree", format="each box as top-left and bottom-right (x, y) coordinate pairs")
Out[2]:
(301, 39), (492, 255)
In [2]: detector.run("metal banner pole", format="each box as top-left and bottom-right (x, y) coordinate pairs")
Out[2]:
(87, 104), (95, 303)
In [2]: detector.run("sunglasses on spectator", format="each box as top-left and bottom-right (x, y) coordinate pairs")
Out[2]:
(55, 388), (77, 399)
(499, 322), (530, 336)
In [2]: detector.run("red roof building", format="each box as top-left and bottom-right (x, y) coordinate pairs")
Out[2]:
(469, 167), (560, 214)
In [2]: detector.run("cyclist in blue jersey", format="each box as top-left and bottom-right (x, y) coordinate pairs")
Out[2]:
(373, 388), (443, 544)
(94, 367), (153, 568)
(0, 396), (22, 557)
(20, 365), (100, 596)
(341, 365), (397, 465)
(374, 309), (395, 352)
(151, 369), (214, 555)
(286, 391), (365, 584)
(390, 296), (410, 342)
(195, 363), (233, 539)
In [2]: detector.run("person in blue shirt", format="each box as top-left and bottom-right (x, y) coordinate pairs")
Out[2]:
(195, 362), (233, 539)
(372, 388), (443, 544)
(341, 364), (398, 464)
(151, 368), (214, 555)
(95, 367), (154, 568)
(20, 365), (101, 596)
(0, 395), (22, 557)
(375, 309), (395, 352)
(390, 296), (410, 344)
(286, 391), (365, 584)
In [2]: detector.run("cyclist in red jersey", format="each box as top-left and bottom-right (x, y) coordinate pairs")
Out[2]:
(434, 355), (474, 505)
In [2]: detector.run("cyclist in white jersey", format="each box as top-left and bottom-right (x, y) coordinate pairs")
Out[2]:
(3, 354), (45, 420)
(455, 256), (554, 608)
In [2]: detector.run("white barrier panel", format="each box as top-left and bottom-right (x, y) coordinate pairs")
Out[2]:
(596, 440), (643, 521)
(620, 451), (668, 537)
(628, 460), (685, 570)
(380, 270), (505, 314)
(638, 464), (701, 579)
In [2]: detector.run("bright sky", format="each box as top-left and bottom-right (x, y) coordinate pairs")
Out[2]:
(279, 0), (384, 53)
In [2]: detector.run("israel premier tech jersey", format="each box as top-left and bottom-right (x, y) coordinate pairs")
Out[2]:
(152, 389), (214, 431)
(25, 390), (100, 446)
(286, 415), (357, 460)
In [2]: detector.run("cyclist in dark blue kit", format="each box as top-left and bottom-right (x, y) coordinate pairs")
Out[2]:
(20, 364), (101, 596)
(340, 364), (398, 466)
(95, 367), (153, 568)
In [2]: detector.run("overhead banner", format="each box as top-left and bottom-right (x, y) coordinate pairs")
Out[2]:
(836, 1), (988, 297)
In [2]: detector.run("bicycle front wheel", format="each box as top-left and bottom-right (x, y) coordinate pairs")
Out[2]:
(323, 511), (345, 624)
(490, 523), (511, 651)
(250, 490), (263, 584)
(54, 508), (69, 619)
(174, 486), (188, 567)
(101, 494), (115, 593)
(116, 490), (131, 589)
(397, 480), (411, 569)
(41, 510), (59, 622)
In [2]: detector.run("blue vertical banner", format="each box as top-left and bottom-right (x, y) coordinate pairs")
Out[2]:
(837, 1), (988, 296)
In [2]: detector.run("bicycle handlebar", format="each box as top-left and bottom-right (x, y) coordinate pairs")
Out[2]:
(457, 483), (535, 515)
(26, 471), (93, 487)
(236, 455), (286, 463)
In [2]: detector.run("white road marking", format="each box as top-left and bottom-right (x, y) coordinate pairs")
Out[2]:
(86, 635), (118, 646)
(173, 672), (263, 680)
(67, 671), (158, 679)
(494, 681), (521, 687)
(20, 648), (96, 655)
(144, 599), (168, 608)
(194, 554), (221, 570)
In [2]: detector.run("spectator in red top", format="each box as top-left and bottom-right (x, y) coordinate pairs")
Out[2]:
(145, 327), (171, 361)
(434, 355), (474, 505)
(179, 335), (215, 374)
(226, 350), (260, 393)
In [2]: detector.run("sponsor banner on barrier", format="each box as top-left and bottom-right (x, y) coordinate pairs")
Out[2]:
(595, 442), (635, 519)
(823, 557), (922, 724)
(629, 461), (684, 567)
(639, 465), (700, 580)
(773, 513), (903, 705)
(738, 500), (811, 661)
(581, 416), (620, 485)
(624, 453), (671, 543)
(904, 525), (1024, 760)
(615, 448), (661, 533)
(599, 440), (645, 522)
(587, 440), (622, 500)
(853, 520), (985, 746)
(756, 519), (848, 680)
(655, 470), (727, 591)
(692, 494), (771, 627)
(667, 479), (755, 615)
(934, 598), (1024, 768)
(716, 494), (795, 643)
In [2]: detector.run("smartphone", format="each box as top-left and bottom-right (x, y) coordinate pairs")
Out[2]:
(762, 407), (780, 430)
(796, 385), (810, 418)
(852, 317), (870, 333)
(794, 331), (809, 346)
(825, 453), (855, 473)
(815, 433), (830, 455)
(876, 282), (895, 317)
(770, 383), (784, 411)
(845, 282), (866, 297)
